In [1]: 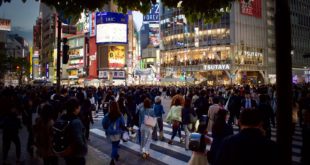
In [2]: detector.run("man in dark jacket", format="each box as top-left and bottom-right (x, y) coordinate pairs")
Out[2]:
(227, 90), (242, 126)
(214, 109), (279, 165)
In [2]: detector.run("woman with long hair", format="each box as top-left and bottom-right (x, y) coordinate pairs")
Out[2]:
(182, 97), (196, 150)
(102, 101), (127, 165)
(138, 98), (156, 158)
(166, 97), (184, 145)
(208, 109), (233, 164)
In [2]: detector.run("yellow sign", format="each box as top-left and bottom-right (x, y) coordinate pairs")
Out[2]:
(108, 46), (125, 68)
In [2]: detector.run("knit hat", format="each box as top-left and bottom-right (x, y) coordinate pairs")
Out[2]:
(155, 96), (161, 103)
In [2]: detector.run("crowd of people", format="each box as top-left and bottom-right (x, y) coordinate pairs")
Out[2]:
(0, 84), (309, 165)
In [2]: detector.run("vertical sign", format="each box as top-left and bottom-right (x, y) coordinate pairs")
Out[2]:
(240, 0), (262, 18)
(194, 27), (199, 48)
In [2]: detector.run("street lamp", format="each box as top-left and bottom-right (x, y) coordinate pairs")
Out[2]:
(124, 64), (127, 86)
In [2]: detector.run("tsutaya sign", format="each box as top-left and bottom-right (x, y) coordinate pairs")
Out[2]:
(204, 64), (231, 71)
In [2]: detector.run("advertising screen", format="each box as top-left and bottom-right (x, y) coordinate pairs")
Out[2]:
(108, 46), (125, 68)
(96, 12), (128, 44)
(0, 18), (11, 31)
(149, 24), (160, 48)
(96, 23), (127, 43)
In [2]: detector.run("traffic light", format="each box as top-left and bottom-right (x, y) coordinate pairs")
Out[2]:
(62, 44), (69, 64)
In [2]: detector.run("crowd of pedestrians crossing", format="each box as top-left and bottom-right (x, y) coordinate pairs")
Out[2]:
(0, 84), (309, 165)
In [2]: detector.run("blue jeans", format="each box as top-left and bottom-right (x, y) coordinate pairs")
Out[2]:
(111, 141), (120, 159)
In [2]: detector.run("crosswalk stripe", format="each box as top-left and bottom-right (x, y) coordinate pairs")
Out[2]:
(90, 128), (188, 165)
(92, 117), (303, 164)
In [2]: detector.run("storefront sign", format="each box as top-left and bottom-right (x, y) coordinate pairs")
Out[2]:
(240, 0), (262, 18)
(98, 70), (125, 79)
(143, 3), (160, 23)
(304, 70), (310, 75)
(204, 64), (231, 71)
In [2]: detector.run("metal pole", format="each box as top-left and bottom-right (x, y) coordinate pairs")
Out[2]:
(56, 17), (61, 92)
(275, 0), (292, 164)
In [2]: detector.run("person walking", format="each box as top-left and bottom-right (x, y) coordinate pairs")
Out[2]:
(2, 102), (22, 165)
(166, 98), (183, 145)
(207, 97), (221, 133)
(152, 96), (165, 141)
(138, 98), (156, 158)
(182, 97), (196, 150)
(102, 101), (127, 165)
(62, 98), (88, 165)
(214, 109), (279, 165)
(33, 103), (58, 165)
(207, 109), (233, 164)
(256, 94), (275, 139)
(79, 99), (94, 141)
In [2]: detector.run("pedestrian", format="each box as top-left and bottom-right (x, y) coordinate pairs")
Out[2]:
(138, 98), (156, 158)
(62, 98), (88, 165)
(214, 109), (279, 165)
(166, 97), (184, 145)
(182, 97), (196, 150)
(256, 94), (275, 139)
(207, 109), (233, 164)
(33, 103), (58, 165)
(79, 99), (94, 141)
(207, 97), (221, 133)
(102, 101), (127, 165)
(2, 102), (22, 165)
(188, 125), (212, 165)
(301, 103), (310, 165)
(152, 96), (165, 141)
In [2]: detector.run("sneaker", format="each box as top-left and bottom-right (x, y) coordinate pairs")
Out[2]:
(168, 140), (173, 145)
(180, 138), (185, 143)
(115, 154), (120, 161)
(152, 138), (158, 141)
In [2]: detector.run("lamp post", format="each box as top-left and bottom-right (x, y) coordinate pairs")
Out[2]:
(124, 64), (127, 86)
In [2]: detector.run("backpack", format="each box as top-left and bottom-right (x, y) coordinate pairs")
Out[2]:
(52, 118), (75, 157)
(189, 133), (202, 151)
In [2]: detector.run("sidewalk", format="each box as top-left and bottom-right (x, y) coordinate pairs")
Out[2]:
(0, 123), (110, 165)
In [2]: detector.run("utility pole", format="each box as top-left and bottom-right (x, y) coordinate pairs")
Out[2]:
(56, 17), (61, 92)
(275, 0), (292, 164)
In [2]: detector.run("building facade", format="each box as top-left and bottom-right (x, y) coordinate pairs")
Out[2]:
(160, 0), (269, 85)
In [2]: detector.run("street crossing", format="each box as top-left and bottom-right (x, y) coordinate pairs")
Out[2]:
(90, 115), (303, 165)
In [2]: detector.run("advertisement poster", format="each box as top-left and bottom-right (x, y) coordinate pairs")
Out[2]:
(96, 12), (128, 44)
(0, 18), (11, 31)
(240, 0), (262, 18)
(108, 46), (125, 68)
(149, 24), (160, 48)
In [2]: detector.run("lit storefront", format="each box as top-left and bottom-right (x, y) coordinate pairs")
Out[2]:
(160, 1), (268, 85)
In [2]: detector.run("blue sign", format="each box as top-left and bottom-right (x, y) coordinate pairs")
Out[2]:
(143, 3), (160, 22)
(96, 12), (128, 24)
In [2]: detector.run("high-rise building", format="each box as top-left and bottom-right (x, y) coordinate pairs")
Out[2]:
(160, 0), (267, 85)
(290, 0), (310, 83)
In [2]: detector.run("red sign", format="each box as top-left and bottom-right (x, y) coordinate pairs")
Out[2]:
(240, 0), (262, 18)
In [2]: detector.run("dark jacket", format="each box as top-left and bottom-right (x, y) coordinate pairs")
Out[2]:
(64, 115), (88, 158)
(182, 107), (196, 125)
(208, 124), (233, 164)
(215, 128), (279, 165)
(153, 103), (165, 118)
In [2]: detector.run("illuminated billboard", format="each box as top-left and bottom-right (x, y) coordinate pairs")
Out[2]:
(149, 24), (160, 48)
(96, 12), (128, 44)
(108, 46), (125, 68)
(0, 18), (11, 31)
(240, 0), (262, 18)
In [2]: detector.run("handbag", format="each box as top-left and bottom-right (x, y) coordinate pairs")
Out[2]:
(122, 131), (130, 142)
(144, 115), (157, 127)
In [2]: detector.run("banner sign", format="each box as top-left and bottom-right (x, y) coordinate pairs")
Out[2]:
(149, 24), (160, 48)
(98, 70), (125, 79)
(143, 3), (160, 22)
(96, 12), (128, 44)
(240, 0), (262, 18)
(203, 64), (231, 71)
(134, 68), (152, 76)
(0, 18), (11, 31)
(108, 46), (125, 68)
